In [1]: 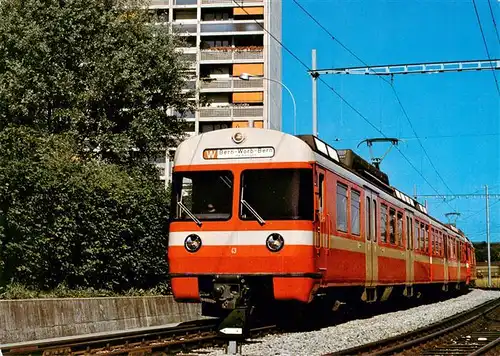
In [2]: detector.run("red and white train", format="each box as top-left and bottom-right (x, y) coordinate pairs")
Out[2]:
(168, 128), (476, 323)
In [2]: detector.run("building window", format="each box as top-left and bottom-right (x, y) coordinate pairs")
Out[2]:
(202, 11), (231, 21)
(336, 183), (348, 232)
(351, 190), (360, 235)
(200, 122), (230, 133)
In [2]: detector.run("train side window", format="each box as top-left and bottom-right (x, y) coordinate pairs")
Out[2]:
(336, 183), (348, 232)
(397, 212), (403, 247)
(366, 197), (371, 241)
(422, 224), (427, 253)
(443, 234), (450, 259)
(380, 204), (388, 243)
(440, 232), (443, 257)
(406, 217), (410, 250)
(431, 229), (435, 255)
(372, 201), (377, 242)
(351, 190), (361, 236)
(415, 221), (421, 251)
(389, 208), (396, 245)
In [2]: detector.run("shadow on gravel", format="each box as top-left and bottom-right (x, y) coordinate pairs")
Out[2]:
(268, 288), (472, 333)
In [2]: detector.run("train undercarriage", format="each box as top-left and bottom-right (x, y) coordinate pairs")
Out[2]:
(197, 274), (472, 337)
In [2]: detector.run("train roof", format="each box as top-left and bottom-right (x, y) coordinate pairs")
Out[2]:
(173, 127), (316, 165)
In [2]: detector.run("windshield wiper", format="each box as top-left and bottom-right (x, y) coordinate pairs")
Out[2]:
(177, 201), (202, 227)
(241, 199), (266, 225)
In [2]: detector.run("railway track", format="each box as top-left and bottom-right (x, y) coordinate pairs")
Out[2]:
(0, 319), (276, 356)
(327, 297), (500, 356)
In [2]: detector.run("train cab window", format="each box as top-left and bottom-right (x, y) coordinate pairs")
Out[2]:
(397, 212), (403, 247)
(389, 208), (396, 245)
(380, 204), (388, 243)
(351, 190), (361, 236)
(240, 168), (313, 221)
(171, 170), (233, 221)
(336, 183), (348, 232)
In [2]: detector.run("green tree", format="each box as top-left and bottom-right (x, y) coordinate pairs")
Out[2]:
(0, 0), (194, 165)
(0, 127), (171, 291)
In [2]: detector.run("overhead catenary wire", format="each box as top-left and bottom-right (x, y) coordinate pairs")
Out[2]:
(231, 0), (456, 213)
(472, 0), (500, 95)
(291, 0), (459, 197)
(460, 200), (500, 222)
(336, 132), (500, 142)
(487, 0), (500, 45)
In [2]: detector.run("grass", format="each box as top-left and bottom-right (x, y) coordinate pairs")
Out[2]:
(474, 276), (500, 289)
(0, 282), (172, 299)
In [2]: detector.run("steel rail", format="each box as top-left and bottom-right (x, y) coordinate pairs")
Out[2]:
(1, 319), (220, 355)
(1, 319), (277, 356)
(325, 297), (500, 356)
(469, 336), (500, 356)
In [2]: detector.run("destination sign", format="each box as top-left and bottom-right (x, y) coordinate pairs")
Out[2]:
(203, 147), (275, 160)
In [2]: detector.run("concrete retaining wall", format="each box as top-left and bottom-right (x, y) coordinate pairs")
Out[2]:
(0, 296), (202, 344)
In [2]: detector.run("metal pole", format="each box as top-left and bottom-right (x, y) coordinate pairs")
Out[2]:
(262, 77), (296, 135)
(312, 49), (318, 137)
(486, 185), (491, 287)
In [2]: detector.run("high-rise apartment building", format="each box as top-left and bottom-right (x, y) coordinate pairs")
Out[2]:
(149, 0), (282, 186)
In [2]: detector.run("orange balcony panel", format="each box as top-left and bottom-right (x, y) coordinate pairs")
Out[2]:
(232, 92), (263, 103)
(232, 120), (263, 128)
(233, 7), (264, 15)
(233, 63), (264, 77)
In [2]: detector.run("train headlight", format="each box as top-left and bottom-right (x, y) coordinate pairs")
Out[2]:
(232, 132), (245, 144)
(184, 234), (202, 253)
(266, 233), (284, 252)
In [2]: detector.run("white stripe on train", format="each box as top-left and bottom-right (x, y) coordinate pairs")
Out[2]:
(168, 230), (313, 247)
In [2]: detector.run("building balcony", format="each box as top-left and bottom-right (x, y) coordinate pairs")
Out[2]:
(198, 105), (263, 119)
(150, 0), (170, 8)
(172, 23), (197, 35)
(200, 77), (263, 92)
(182, 80), (197, 91)
(200, 48), (263, 62)
(200, 21), (264, 35)
(201, 0), (263, 5)
(173, 0), (197, 6)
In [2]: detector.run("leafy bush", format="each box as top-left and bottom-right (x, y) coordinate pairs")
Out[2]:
(0, 127), (171, 292)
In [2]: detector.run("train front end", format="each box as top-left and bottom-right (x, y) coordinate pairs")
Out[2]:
(168, 128), (319, 319)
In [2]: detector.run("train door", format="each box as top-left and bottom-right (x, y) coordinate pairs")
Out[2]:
(314, 166), (328, 273)
(405, 211), (415, 289)
(364, 189), (378, 287)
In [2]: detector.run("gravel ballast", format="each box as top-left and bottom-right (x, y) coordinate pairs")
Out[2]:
(195, 289), (500, 356)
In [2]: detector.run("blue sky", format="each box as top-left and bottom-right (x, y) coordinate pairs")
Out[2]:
(280, 0), (499, 243)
